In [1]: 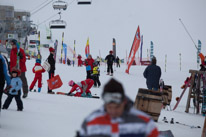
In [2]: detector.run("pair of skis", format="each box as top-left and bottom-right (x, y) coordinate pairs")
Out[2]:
(56, 92), (100, 99)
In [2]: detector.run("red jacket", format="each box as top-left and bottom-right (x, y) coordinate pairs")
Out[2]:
(69, 79), (94, 96)
(84, 58), (94, 70)
(10, 47), (27, 72)
(32, 63), (45, 77)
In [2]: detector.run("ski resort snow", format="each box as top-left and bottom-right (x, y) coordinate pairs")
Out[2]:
(0, 0), (206, 137)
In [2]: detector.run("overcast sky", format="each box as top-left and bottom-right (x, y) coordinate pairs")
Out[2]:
(1, 0), (206, 64)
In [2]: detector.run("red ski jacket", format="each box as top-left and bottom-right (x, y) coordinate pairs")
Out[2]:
(10, 47), (27, 72)
(32, 63), (45, 77)
(84, 58), (94, 70)
(69, 79), (94, 96)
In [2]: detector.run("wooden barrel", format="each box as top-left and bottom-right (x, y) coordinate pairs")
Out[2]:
(164, 85), (172, 105)
(134, 88), (162, 122)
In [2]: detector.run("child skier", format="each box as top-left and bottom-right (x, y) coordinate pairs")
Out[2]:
(2, 68), (23, 111)
(68, 79), (94, 97)
(92, 61), (101, 87)
(29, 59), (45, 92)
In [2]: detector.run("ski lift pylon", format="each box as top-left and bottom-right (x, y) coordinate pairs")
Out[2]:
(77, 0), (92, 5)
(53, 0), (68, 10)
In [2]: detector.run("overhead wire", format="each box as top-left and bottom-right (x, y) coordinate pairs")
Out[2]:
(30, 0), (50, 12)
(36, 0), (77, 26)
(31, 0), (54, 16)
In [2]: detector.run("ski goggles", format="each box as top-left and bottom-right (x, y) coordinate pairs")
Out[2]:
(102, 93), (123, 104)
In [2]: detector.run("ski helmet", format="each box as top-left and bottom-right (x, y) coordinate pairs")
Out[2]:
(68, 80), (74, 86)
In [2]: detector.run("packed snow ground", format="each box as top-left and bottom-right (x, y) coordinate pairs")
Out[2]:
(0, 48), (205, 137)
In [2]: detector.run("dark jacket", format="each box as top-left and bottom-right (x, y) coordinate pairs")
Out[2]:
(105, 54), (115, 65)
(48, 53), (55, 73)
(0, 54), (11, 86)
(143, 64), (161, 89)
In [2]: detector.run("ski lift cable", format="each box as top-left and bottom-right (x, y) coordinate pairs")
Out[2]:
(30, 0), (50, 12)
(38, 13), (59, 26)
(31, 0), (76, 16)
(31, 0), (54, 16)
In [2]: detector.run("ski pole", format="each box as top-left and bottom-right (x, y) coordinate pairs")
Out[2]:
(179, 18), (198, 50)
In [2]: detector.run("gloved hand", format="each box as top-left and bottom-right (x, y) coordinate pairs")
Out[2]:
(18, 52), (23, 59)
(4, 85), (12, 93)
(11, 89), (16, 93)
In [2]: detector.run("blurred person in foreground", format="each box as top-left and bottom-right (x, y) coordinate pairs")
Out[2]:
(78, 78), (159, 137)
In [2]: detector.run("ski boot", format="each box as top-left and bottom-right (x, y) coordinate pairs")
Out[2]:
(170, 118), (174, 124)
(38, 88), (41, 93)
(81, 92), (86, 97)
(86, 93), (92, 98)
(162, 117), (168, 123)
(22, 93), (28, 98)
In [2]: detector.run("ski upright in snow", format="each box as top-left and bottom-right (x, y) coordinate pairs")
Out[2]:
(173, 79), (191, 110)
(56, 92), (100, 99)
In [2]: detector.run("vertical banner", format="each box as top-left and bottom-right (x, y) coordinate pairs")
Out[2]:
(73, 40), (76, 66)
(63, 43), (67, 64)
(125, 26), (141, 74)
(54, 40), (58, 61)
(37, 31), (41, 60)
(197, 40), (201, 64)
(60, 32), (64, 63)
(113, 38), (116, 58)
(150, 41), (154, 60)
(140, 35), (143, 62)
(85, 37), (90, 58)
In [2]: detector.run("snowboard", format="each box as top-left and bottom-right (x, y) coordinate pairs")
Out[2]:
(56, 92), (100, 99)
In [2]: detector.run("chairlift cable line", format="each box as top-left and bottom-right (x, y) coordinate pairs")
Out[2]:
(30, 0), (50, 12)
(38, 13), (59, 26)
(31, 0), (54, 15)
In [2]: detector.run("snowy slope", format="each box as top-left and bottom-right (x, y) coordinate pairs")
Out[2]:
(0, 0), (206, 136)
(0, 47), (205, 137)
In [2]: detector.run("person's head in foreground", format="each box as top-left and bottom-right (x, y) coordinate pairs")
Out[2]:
(78, 78), (159, 137)
(102, 78), (126, 118)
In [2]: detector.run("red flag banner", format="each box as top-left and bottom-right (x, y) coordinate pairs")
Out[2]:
(125, 26), (141, 74)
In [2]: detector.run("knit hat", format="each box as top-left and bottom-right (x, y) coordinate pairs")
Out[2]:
(102, 78), (125, 104)
(109, 50), (113, 54)
(49, 47), (55, 52)
(36, 59), (41, 63)
(10, 39), (17, 45)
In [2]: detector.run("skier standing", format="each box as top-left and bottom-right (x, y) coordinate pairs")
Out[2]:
(68, 79), (94, 97)
(77, 54), (82, 67)
(84, 54), (94, 79)
(143, 56), (161, 91)
(29, 59), (45, 92)
(2, 68), (23, 111)
(10, 39), (28, 98)
(92, 61), (101, 88)
(105, 50), (115, 76)
(116, 56), (120, 67)
(47, 47), (56, 94)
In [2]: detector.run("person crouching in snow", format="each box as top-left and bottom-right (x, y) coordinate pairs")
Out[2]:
(2, 68), (23, 111)
(68, 79), (94, 97)
(29, 59), (45, 92)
